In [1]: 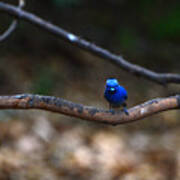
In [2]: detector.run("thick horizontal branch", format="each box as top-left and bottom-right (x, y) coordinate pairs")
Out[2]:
(0, 3), (180, 85)
(0, 94), (179, 125)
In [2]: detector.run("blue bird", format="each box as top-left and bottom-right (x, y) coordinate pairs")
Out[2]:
(104, 78), (129, 115)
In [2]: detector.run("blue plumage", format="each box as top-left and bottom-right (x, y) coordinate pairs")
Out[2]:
(104, 78), (128, 115)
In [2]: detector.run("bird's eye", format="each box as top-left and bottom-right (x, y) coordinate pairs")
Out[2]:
(110, 87), (115, 91)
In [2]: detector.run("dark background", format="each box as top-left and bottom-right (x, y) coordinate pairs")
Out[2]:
(0, 0), (180, 179)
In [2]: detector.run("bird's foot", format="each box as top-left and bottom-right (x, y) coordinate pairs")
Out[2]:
(123, 107), (129, 115)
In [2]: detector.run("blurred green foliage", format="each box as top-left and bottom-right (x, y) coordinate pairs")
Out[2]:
(150, 7), (180, 39)
(32, 68), (56, 95)
(117, 29), (138, 50)
(139, 0), (180, 40)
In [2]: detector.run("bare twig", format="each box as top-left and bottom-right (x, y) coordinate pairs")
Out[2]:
(0, 94), (179, 125)
(0, 2), (180, 85)
(0, 0), (25, 42)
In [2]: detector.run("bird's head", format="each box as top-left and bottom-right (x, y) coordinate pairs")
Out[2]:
(106, 78), (119, 86)
(106, 78), (119, 93)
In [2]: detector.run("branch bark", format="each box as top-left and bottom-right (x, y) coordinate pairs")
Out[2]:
(0, 94), (179, 125)
(0, 0), (24, 42)
(0, 2), (180, 85)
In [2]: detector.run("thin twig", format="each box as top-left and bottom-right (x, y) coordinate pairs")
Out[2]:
(0, 94), (179, 125)
(0, 2), (179, 84)
(0, 0), (25, 42)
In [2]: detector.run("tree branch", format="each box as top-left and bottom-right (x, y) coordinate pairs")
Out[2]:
(0, 94), (179, 125)
(0, 0), (25, 42)
(0, 2), (180, 85)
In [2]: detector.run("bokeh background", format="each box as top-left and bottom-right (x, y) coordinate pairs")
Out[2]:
(0, 0), (180, 179)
